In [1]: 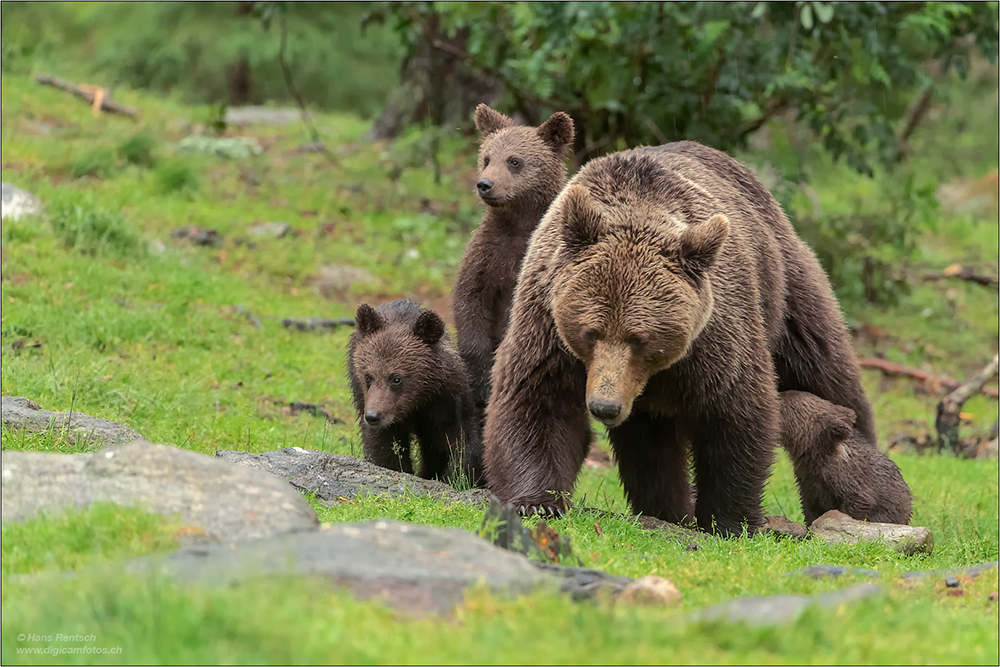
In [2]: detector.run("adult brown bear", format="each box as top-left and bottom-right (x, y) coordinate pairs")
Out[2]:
(483, 141), (889, 536)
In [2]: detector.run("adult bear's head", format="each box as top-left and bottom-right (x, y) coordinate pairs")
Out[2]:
(550, 182), (729, 427)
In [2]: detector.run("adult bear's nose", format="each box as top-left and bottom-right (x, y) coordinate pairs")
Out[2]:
(364, 410), (382, 426)
(477, 178), (493, 195)
(588, 400), (621, 422)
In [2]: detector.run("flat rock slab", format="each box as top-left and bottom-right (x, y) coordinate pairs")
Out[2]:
(216, 447), (495, 506)
(2, 440), (318, 541)
(785, 565), (882, 579)
(1, 182), (43, 221)
(224, 106), (301, 126)
(690, 583), (883, 626)
(120, 520), (555, 614)
(901, 561), (998, 580)
(811, 510), (934, 555)
(1, 396), (143, 448)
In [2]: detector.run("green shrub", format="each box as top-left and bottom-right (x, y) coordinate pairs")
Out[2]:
(155, 159), (200, 195)
(49, 203), (145, 258)
(69, 148), (118, 179)
(118, 132), (158, 168)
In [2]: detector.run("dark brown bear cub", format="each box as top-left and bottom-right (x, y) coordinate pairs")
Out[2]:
(779, 390), (912, 525)
(484, 141), (888, 536)
(348, 299), (482, 486)
(452, 104), (574, 424)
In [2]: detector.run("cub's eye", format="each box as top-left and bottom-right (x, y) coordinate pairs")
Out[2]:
(363, 373), (373, 387)
(483, 156), (490, 167)
(628, 335), (649, 350)
(390, 374), (403, 387)
(507, 157), (522, 169)
(582, 330), (599, 345)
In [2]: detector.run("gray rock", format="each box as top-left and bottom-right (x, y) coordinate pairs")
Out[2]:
(532, 562), (636, 602)
(1, 183), (44, 221)
(944, 575), (961, 588)
(224, 106), (301, 126)
(901, 561), (998, 580)
(177, 136), (262, 159)
(310, 264), (377, 298)
(810, 510), (934, 555)
(784, 564), (882, 579)
(690, 583), (883, 626)
(216, 447), (495, 506)
(1, 396), (142, 448)
(2, 440), (318, 542)
(247, 221), (291, 239)
(119, 520), (553, 614)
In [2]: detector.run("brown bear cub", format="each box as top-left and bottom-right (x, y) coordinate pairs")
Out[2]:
(779, 390), (912, 525)
(483, 141), (894, 536)
(452, 104), (575, 425)
(348, 299), (482, 486)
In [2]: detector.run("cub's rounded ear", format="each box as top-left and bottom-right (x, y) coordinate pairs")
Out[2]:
(677, 213), (729, 276)
(413, 309), (445, 345)
(536, 111), (575, 149)
(355, 303), (384, 337)
(561, 185), (603, 255)
(825, 404), (857, 442)
(475, 104), (513, 137)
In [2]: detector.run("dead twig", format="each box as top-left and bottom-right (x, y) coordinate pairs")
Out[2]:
(282, 317), (355, 332)
(286, 401), (344, 425)
(34, 75), (138, 117)
(232, 305), (263, 329)
(858, 357), (1000, 399)
(922, 264), (999, 289)
(936, 354), (999, 453)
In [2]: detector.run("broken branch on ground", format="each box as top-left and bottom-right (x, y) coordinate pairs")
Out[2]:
(858, 357), (1000, 399)
(935, 354), (999, 454)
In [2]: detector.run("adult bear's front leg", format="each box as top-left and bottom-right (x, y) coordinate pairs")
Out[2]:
(483, 303), (590, 516)
(689, 393), (778, 537)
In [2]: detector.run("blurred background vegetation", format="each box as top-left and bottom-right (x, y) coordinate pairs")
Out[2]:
(1, 0), (997, 308)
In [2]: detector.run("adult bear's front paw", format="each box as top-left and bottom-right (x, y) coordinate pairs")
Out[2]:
(512, 493), (568, 518)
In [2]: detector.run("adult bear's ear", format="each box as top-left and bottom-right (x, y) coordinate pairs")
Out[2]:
(536, 111), (575, 149)
(355, 303), (384, 337)
(413, 310), (445, 345)
(475, 104), (513, 137)
(561, 185), (603, 254)
(677, 213), (729, 277)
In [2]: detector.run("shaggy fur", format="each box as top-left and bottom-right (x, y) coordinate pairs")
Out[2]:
(780, 390), (912, 524)
(452, 105), (575, 427)
(348, 299), (482, 485)
(483, 141), (884, 536)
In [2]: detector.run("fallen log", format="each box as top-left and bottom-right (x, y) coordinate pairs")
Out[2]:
(936, 355), (999, 453)
(34, 75), (139, 117)
(858, 357), (1000, 399)
(922, 263), (998, 289)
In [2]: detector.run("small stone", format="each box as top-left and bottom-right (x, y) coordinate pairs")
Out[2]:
(810, 510), (934, 555)
(619, 576), (682, 606)
(785, 564), (881, 579)
(766, 515), (809, 539)
(247, 221), (291, 239)
(988, 592), (998, 602)
(944, 575), (961, 588)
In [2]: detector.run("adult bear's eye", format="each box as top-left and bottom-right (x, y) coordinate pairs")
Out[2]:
(483, 156), (490, 167)
(582, 330), (599, 345)
(628, 335), (649, 350)
(390, 374), (403, 387)
(364, 373), (373, 387)
(507, 157), (522, 170)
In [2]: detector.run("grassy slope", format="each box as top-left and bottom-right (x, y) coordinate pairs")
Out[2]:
(1, 68), (998, 664)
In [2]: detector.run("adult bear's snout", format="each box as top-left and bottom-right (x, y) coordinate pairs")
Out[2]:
(588, 399), (621, 423)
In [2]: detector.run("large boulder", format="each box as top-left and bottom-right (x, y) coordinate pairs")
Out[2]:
(216, 447), (495, 506)
(1, 183), (43, 221)
(1, 440), (319, 541)
(1, 396), (142, 448)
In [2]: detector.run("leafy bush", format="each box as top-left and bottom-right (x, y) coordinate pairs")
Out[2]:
(49, 203), (145, 258)
(155, 159), (201, 195)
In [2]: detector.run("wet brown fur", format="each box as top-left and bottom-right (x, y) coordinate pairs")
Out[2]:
(484, 141), (882, 536)
(779, 390), (912, 525)
(452, 105), (574, 427)
(348, 299), (482, 485)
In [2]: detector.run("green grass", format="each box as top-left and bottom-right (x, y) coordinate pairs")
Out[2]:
(1, 60), (998, 665)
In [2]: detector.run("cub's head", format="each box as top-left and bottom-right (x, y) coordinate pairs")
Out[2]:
(550, 185), (729, 427)
(351, 302), (446, 429)
(778, 391), (857, 457)
(474, 104), (574, 210)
